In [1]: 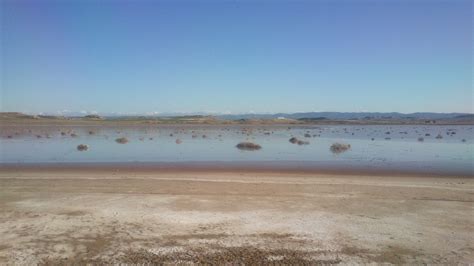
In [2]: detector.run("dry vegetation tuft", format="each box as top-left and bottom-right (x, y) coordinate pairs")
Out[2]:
(115, 137), (129, 144)
(77, 144), (89, 151)
(236, 142), (262, 151)
(330, 143), (351, 154)
(289, 137), (309, 145)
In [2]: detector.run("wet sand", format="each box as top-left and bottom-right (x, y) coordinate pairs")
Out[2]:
(1, 161), (473, 178)
(0, 167), (473, 264)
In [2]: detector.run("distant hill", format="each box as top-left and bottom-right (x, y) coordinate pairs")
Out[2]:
(0, 112), (38, 120)
(217, 112), (472, 120)
(1, 111), (472, 121)
(0, 111), (472, 125)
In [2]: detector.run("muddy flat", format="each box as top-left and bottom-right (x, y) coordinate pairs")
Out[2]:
(0, 167), (472, 264)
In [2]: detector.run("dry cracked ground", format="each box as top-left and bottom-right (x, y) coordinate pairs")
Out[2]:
(0, 170), (473, 264)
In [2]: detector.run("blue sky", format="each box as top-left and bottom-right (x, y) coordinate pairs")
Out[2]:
(1, 0), (472, 114)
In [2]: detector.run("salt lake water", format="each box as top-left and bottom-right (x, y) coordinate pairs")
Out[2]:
(1, 125), (472, 175)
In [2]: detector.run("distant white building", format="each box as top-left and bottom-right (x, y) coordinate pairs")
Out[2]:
(277, 116), (286, 120)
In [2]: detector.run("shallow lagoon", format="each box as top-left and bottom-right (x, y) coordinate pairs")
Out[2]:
(1, 125), (472, 175)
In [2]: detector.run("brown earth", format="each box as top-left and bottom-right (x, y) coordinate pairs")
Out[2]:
(0, 168), (472, 264)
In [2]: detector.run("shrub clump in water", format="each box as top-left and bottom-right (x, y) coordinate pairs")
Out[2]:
(330, 143), (351, 154)
(115, 137), (129, 144)
(289, 137), (309, 145)
(236, 142), (262, 151)
(77, 144), (89, 151)
(175, 139), (182, 144)
(297, 140), (309, 145)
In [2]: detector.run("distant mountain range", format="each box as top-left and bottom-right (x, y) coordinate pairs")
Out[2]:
(6, 111), (472, 121)
(216, 112), (473, 120)
(1, 112), (472, 126)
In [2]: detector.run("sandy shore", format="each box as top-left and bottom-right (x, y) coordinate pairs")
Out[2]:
(0, 167), (473, 264)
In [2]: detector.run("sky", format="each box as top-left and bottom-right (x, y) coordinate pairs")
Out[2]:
(1, 0), (472, 115)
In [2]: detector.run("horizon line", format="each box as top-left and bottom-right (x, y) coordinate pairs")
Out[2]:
(2, 111), (473, 117)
